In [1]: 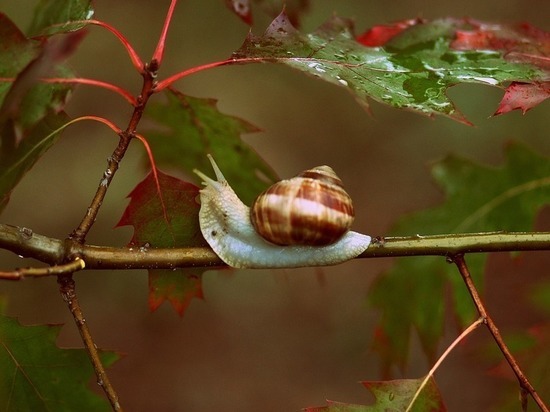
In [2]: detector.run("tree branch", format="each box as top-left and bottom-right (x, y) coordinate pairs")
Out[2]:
(58, 274), (123, 411)
(452, 254), (549, 412)
(1, 223), (549, 273)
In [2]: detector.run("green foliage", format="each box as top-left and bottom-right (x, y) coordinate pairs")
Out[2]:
(0, 302), (118, 412)
(27, 0), (94, 37)
(145, 89), (279, 205)
(234, 13), (547, 123)
(370, 143), (550, 369)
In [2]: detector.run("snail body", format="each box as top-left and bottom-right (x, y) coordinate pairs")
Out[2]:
(194, 155), (371, 269)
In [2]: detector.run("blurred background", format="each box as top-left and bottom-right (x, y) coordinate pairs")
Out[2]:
(0, 0), (548, 410)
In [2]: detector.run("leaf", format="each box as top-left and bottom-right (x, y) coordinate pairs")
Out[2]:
(144, 89), (278, 205)
(0, 8), (85, 147)
(0, 306), (118, 411)
(233, 13), (549, 123)
(27, 0), (94, 37)
(0, 112), (69, 212)
(117, 170), (208, 316)
(369, 143), (550, 372)
(0, 12), (80, 202)
(494, 82), (550, 115)
(305, 377), (446, 412)
(356, 18), (421, 47)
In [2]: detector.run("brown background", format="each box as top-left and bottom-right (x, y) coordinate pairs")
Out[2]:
(1, 0), (549, 410)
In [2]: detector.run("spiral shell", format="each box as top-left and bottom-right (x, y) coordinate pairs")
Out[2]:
(194, 155), (371, 269)
(250, 166), (354, 246)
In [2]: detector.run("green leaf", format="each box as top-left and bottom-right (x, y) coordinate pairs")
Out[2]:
(0, 13), (77, 212)
(28, 0), (94, 37)
(117, 170), (208, 316)
(144, 89), (278, 205)
(369, 143), (550, 370)
(0, 112), (69, 212)
(0, 307), (118, 411)
(305, 377), (446, 411)
(0, 12), (77, 138)
(233, 13), (548, 123)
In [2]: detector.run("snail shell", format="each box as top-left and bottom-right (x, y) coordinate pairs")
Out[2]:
(194, 155), (371, 269)
(250, 166), (354, 246)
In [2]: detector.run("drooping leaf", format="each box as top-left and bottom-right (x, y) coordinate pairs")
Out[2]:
(369, 143), (550, 372)
(27, 0), (94, 37)
(305, 377), (446, 411)
(494, 82), (550, 115)
(0, 111), (69, 212)
(0, 306), (118, 411)
(233, 13), (548, 123)
(0, 11), (84, 149)
(117, 169), (208, 316)
(0, 12), (80, 212)
(144, 89), (278, 205)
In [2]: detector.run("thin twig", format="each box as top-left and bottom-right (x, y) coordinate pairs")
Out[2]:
(58, 274), (123, 411)
(405, 317), (484, 412)
(0, 257), (85, 280)
(452, 254), (549, 412)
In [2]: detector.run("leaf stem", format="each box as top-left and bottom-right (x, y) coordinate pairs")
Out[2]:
(405, 317), (484, 412)
(58, 274), (123, 411)
(452, 254), (549, 412)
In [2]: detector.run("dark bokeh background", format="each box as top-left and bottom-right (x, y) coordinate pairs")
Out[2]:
(0, 1), (548, 411)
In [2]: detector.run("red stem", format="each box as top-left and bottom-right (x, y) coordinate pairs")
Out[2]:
(152, 0), (179, 65)
(155, 57), (263, 91)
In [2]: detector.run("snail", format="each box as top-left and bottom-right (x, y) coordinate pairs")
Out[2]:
(194, 155), (371, 269)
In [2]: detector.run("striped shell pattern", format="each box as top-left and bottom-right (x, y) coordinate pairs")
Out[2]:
(250, 166), (354, 246)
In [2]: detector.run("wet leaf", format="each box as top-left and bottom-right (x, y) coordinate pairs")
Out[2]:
(369, 143), (550, 372)
(117, 170), (208, 316)
(28, 0), (94, 37)
(233, 13), (548, 123)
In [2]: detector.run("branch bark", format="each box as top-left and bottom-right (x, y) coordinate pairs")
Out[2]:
(1, 223), (549, 273)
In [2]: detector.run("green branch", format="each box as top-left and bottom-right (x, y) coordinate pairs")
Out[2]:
(1, 223), (549, 275)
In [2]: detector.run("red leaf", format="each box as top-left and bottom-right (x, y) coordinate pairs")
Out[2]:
(494, 81), (550, 115)
(148, 269), (204, 316)
(451, 20), (550, 58)
(117, 169), (208, 316)
(356, 18), (421, 47)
